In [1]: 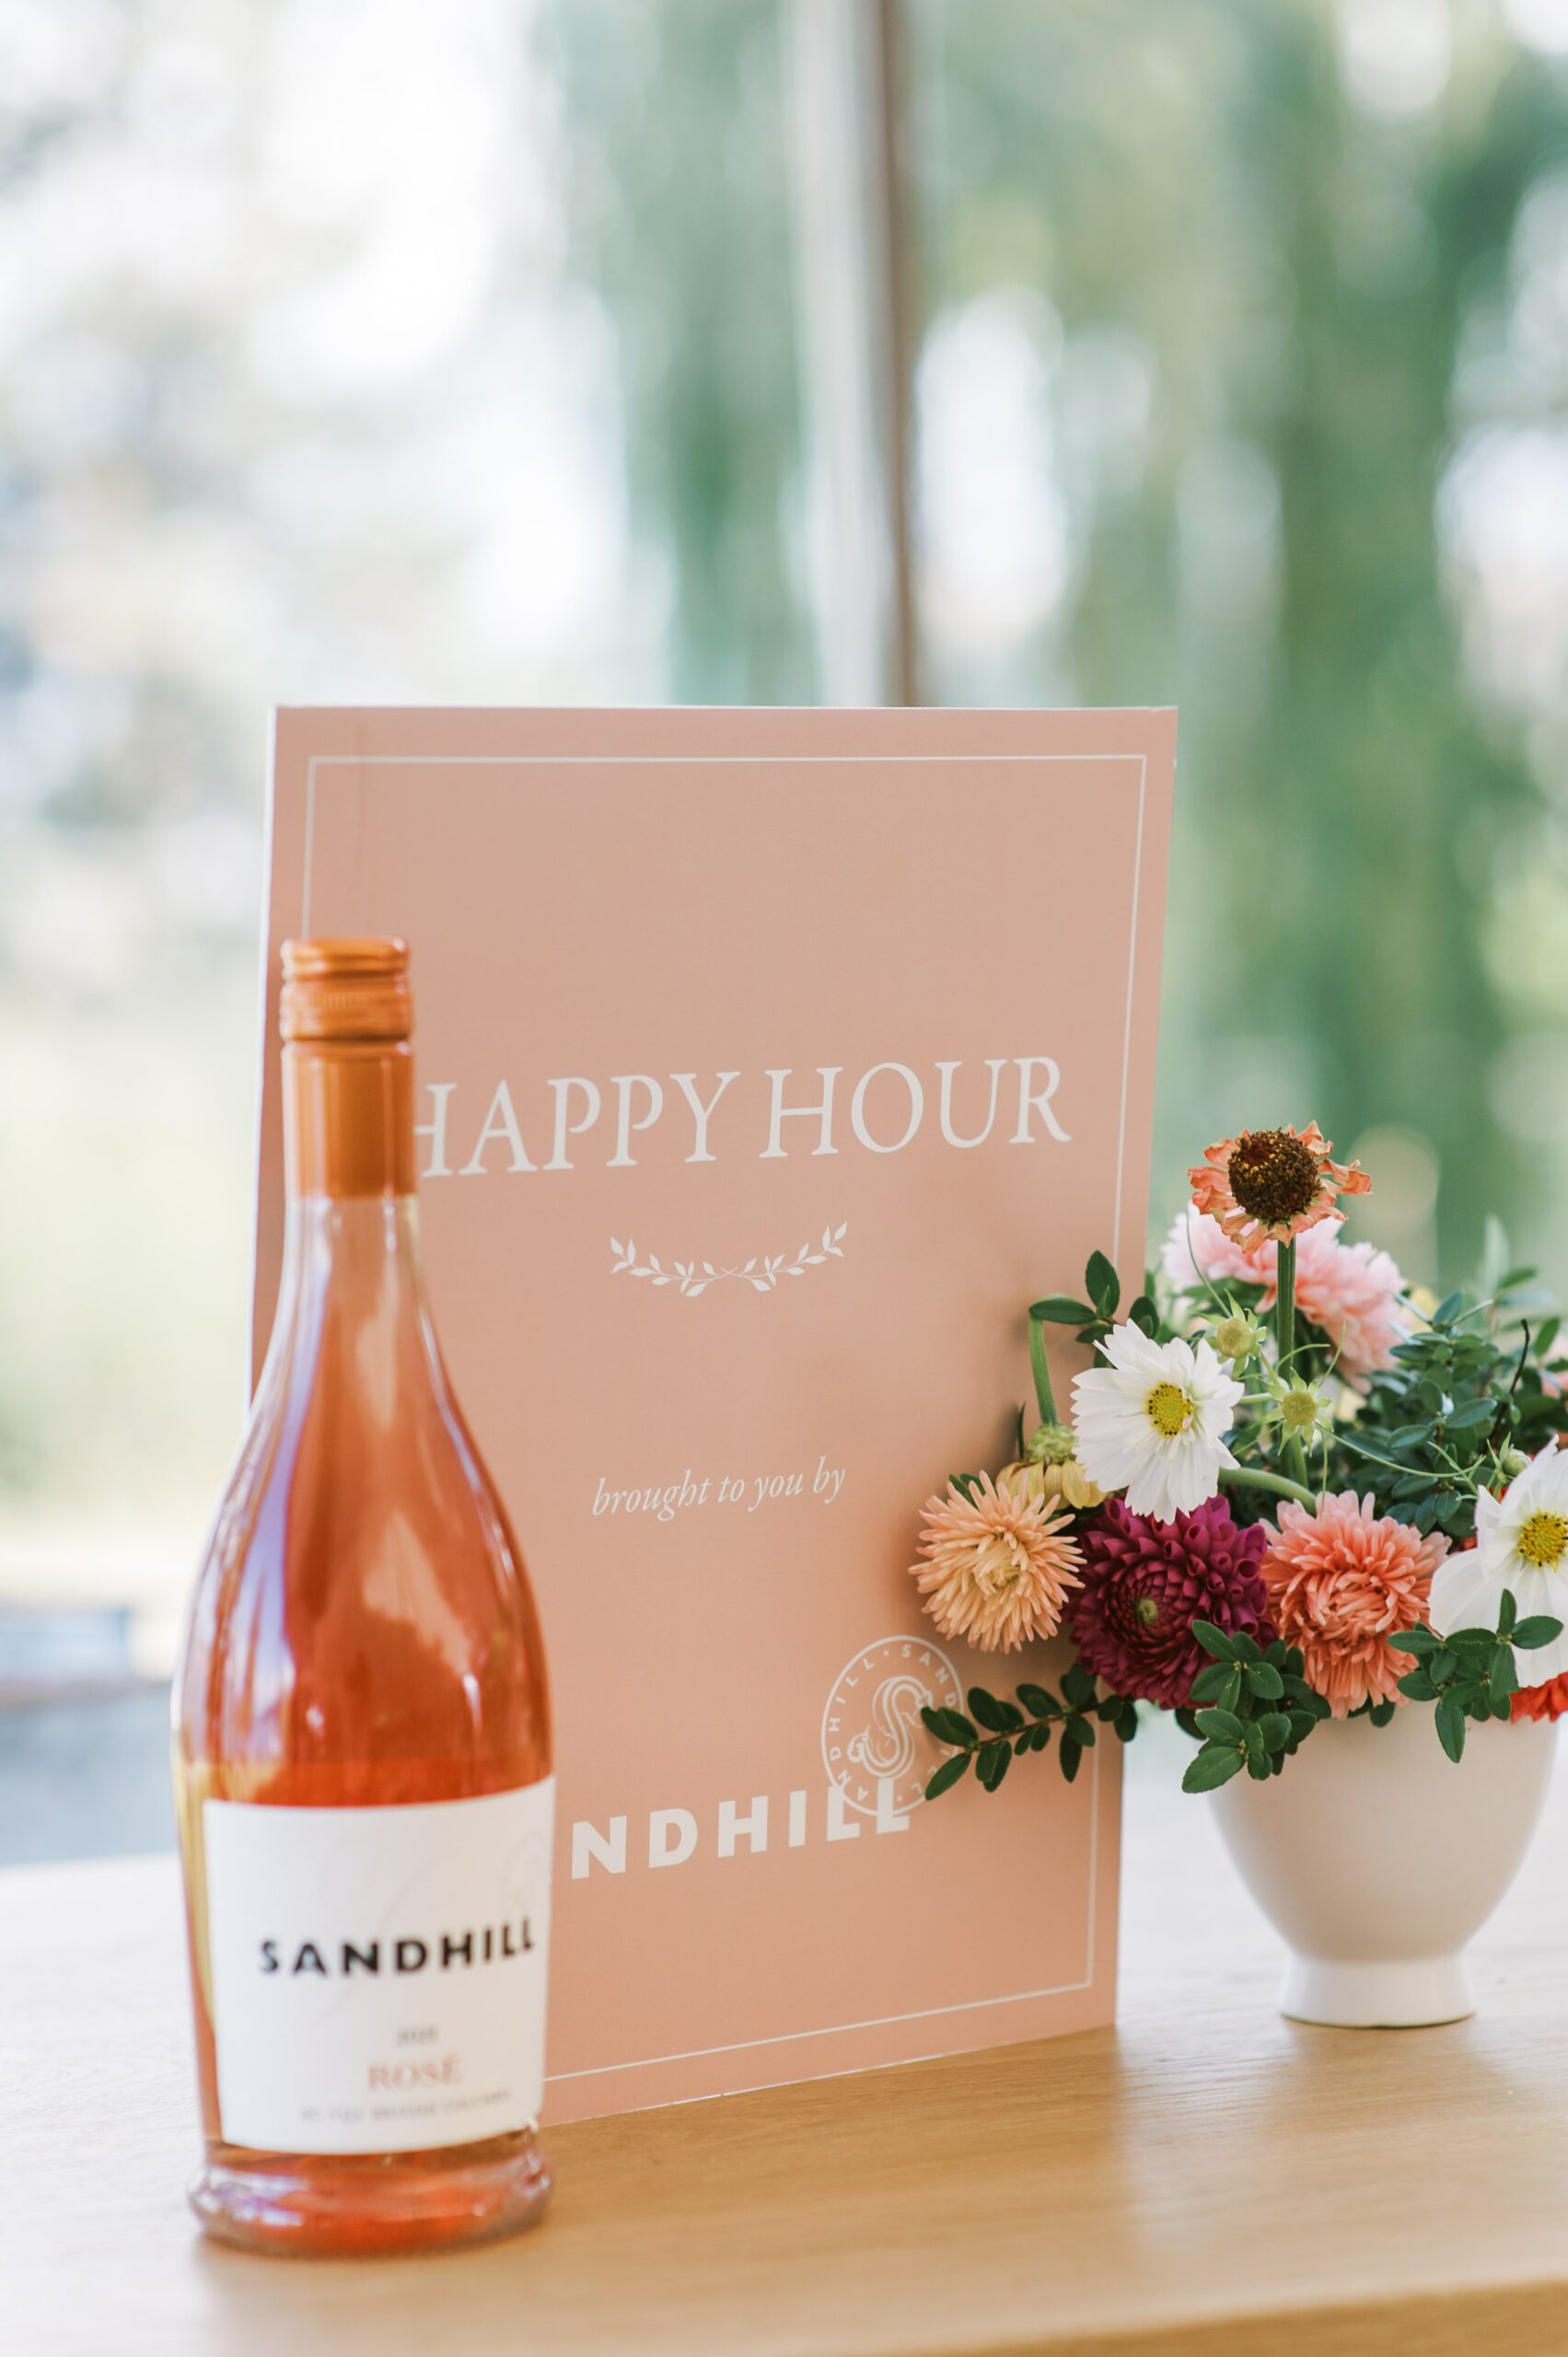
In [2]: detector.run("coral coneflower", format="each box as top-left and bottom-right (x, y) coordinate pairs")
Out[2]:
(1065, 1497), (1274, 1709)
(1511, 1675), (1568, 1724)
(1262, 1492), (1447, 1716)
(911, 1470), (1083, 1654)
(1189, 1122), (1370, 1254)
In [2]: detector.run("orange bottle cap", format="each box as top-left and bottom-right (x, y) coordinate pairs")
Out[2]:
(281, 938), (412, 1045)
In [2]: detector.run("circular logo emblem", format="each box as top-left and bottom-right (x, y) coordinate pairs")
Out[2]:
(820, 1634), (963, 1817)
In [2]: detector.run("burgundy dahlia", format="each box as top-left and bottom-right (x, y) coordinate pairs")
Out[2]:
(1065, 1496), (1274, 1709)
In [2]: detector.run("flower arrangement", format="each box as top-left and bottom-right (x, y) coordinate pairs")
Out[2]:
(912, 1123), (1568, 1800)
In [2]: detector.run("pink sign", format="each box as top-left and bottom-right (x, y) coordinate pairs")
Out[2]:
(256, 705), (1177, 2122)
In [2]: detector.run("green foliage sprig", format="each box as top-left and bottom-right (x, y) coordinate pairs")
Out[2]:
(1030, 1248), (1170, 1356)
(1388, 1588), (1562, 1759)
(1178, 1622), (1332, 1792)
(922, 1660), (1138, 1798)
(1318, 1277), (1568, 1541)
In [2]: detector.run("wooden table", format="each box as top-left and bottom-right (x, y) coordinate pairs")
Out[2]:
(5, 1747), (1566, 2357)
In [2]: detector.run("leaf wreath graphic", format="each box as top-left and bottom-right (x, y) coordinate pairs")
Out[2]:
(610, 1225), (848, 1296)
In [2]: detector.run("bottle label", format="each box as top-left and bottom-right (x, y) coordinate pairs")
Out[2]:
(202, 1781), (554, 2156)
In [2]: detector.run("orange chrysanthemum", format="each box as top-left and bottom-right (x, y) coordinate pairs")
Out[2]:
(1189, 1120), (1371, 1252)
(911, 1469), (1084, 1654)
(1262, 1492), (1447, 1716)
(1512, 1674), (1568, 1724)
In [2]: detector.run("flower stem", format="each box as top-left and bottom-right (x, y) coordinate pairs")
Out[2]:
(1274, 1236), (1309, 1487)
(1028, 1309), (1058, 1426)
(1276, 1235), (1296, 1374)
(1221, 1464), (1317, 1511)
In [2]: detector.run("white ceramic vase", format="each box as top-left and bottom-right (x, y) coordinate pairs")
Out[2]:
(1209, 1701), (1557, 2026)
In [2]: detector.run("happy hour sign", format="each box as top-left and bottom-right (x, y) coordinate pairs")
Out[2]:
(255, 704), (1177, 2121)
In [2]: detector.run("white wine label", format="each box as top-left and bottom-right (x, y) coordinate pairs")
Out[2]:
(203, 1780), (554, 2156)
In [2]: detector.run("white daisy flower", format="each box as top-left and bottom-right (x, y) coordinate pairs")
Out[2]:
(1430, 1443), (1568, 1681)
(1071, 1322), (1244, 1525)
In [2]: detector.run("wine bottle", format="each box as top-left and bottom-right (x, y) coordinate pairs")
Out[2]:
(172, 937), (553, 2256)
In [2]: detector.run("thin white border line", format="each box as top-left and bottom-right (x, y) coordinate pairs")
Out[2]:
(1110, 755), (1148, 1269)
(298, 742), (1143, 2073)
(305, 752), (1143, 763)
(544, 1962), (1095, 2084)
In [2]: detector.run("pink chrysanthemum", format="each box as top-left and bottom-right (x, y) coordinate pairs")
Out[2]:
(911, 1470), (1083, 1654)
(1162, 1209), (1278, 1299)
(1190, 1121), (1371, 1251)
(1064, 1496), (1274, 1708)
(1293, 1223), (1410, 1378)
(1262, 1492), (1447, 1716)
(1161, 1211), (1408, 1379)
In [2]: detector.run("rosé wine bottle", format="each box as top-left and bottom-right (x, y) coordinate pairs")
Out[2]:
(172, 937), (553, 2256)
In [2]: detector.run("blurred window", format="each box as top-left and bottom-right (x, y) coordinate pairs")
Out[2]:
(4, 0), (1568, 1861)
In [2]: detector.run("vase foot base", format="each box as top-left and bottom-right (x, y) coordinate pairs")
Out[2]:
(1279, 1954), (1473, 2028)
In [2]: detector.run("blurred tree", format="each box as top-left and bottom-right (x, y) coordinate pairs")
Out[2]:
(546, 0), (813, 702)
(910, 0), (1568, 1280)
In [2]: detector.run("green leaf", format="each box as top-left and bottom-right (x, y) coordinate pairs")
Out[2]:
(1016, 1682), (1061, 1720)
(976, 1740), (1011, 1792)
(1255, 1712), (1292, 1750)
(1498, 1589), (1518, 1640)
(1061, 1661), (1098, 1711)
(1514, 1616), (1564, 1652)
(1191, 1620), (1237, 1660)
(949, 1472), (983, 1505)
(1195, 1708), (1244, 1742)
(1065, 1713), (1097, 1749)
(1397, 1668), (1438, 1701)
(1246, 1661), (1284, 1700)
(1028, 1722), (1052, 1752)
(1128, 1293), (1159, 1337)
(969, 1689), (1025, 1734)
(1030, 1295), (1096, 1326)
(924, 1752), (970, 1800)
(1232, 1632), (1261, 1664)
(1189, 1662), (1235, 1703)
(1444, 1398), (1499, 1433)
(1426, 1650), (1456, 1684)
(1181, 1744), (1246, 1794)
(1435, 1693), (1468, 1762)
(1434, 1290), (1465, 1327)
(1489, 1650), (1516, 1709)
(1058, 1734), (1083, 1784)
(922, 1706), (979, 1747)
(1367, 1700), (1397, 1728)
(1115, 1703), (1138, 1743)
(1086, 1250), (1121, 1320)
(1388, 1627), (1436, 1656)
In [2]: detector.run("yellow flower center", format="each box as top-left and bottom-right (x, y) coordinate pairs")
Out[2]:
(1280, 1385), (1322, 1434)
(1516, 1510), (1568, 1570)
(1146, 1380), (1194, 1439)
(972, 1534), (1028, 1594)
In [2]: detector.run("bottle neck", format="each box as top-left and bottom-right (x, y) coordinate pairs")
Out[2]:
(283, 1039), (416, 1201)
